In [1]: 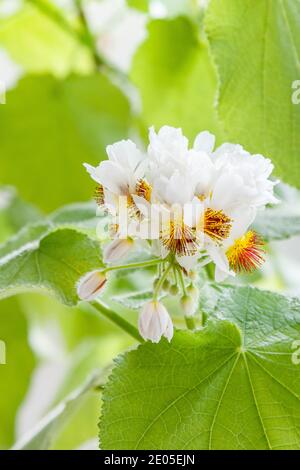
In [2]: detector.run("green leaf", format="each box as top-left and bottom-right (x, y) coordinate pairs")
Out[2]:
(131, 17), (223, 141)
(0, 74), (131, 212)
(253, 207), (300, 241)
(127, 0), (149, 12)
(205, 0), (300, 187)
(12, 372), (102, 450)
(128, 0), (203, 17)
(0, 226), (103, 306)
(100, 286), (300, 449)
(0, 297), (36, 449)
(0, 3), (92, 76)
(0, 186), (42, 243)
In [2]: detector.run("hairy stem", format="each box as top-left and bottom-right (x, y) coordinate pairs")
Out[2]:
(153, 262), (173, 300)
(90, 300), (143, 342)
(104, 258), (163, 274)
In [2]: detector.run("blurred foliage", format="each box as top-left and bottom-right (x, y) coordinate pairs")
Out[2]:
(131, 17), (223, 142)
(0, 297), (36, 449)
(0, 2), (93, 76)
(0, 74), (131, 211)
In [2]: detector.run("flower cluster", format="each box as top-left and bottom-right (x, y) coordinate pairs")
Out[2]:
(79, 126), (278, 343)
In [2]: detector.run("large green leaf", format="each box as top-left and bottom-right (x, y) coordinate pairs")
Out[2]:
(0, 74), (130, 212)
(0, 225), (103, 305)
(0, 297), (36, 449)
(205, 0), (300, 187)
(131, 17), (223, 141)
(100, 286), (300, 449)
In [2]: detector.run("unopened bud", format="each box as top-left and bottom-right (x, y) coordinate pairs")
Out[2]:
(103, 238), (133, 263)
(169, 284), (179, 296)
(163, 279), (170, 291)
(77, 270), (107, 301)
(180, 294), (197, 317)
(187, 284), (199, 301)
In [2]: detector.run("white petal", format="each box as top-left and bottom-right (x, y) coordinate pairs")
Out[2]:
(193, 131), (215, 154)
(83, 163), (102, 184)
(176, 253), (199, 271)
(106, 139), (144, 170)
(164, 316), (174, 342)
(94, 161), (128, 195)
(206, 244), (229, 273)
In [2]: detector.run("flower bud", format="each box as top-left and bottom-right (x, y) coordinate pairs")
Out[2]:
(186, 284), (199, 302)
(103, 238), (133, 263)
(180, 294), (197, 317)
(189, 270), (197, 281)
(77, 270), (107, 301)
(169, 284), (179, 296)
(138, 301), (173, 343)
(162, 279), (170, 291)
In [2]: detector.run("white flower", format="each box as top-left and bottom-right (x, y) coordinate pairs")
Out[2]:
(205, 206), (261, 281)
(84, 139), (146, 196)
(148, 126), (210, 205)
(212, 143), (278, 209)
(138, 301), (173, 343)
(180, 294), (197, 317)
(77, 270), (107, 301)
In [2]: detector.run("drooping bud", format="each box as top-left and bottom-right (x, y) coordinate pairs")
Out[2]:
(186, 283), (199, 302)
(138, 301), (173, 343)
(77, 270), (107, 301)
(169, 284), (179, 296)
(180, 294), (197, 317)
(103, 238), (134, 263)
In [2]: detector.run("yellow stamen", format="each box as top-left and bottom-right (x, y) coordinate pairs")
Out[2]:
(160, 219), (199, 256)
(204, 208), (232, 242)
(226, 230), (265, 273)
(136, 179), (152, 202)
(94, 185), (105, 206)
(126, 194), (142, 220)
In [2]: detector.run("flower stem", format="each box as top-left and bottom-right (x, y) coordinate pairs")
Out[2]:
(177, 265), (196, 330)
(26, 0), (124, 77)
(153, 262), (173, 300)
(90, 300), (143, 342)
(177, 266), (187, 295)
(104, 258), (163, 274)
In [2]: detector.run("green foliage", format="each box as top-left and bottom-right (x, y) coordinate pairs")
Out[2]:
(0, 297), (36, 449)
(127, 0), (149, 12)
(0, 225), (103, 305)
(253, 207), (300, 241)
(131, 17), (223, 141)
(0, 186), (42, 243)
(100, 286), (300, 449)
(0, 2), (92, 76)
(205, 0), (300, 187)
(0, 74), (131, 212)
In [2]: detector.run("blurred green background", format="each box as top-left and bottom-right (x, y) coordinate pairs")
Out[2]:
(0, 0), (300, 450)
